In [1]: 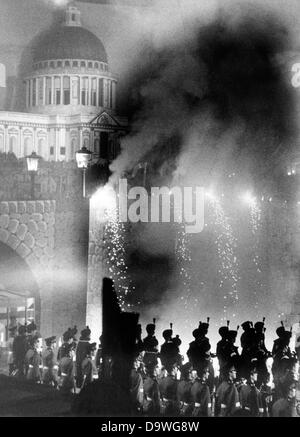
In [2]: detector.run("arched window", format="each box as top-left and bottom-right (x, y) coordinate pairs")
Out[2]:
(24, 137), (32, 157)
(38, 138), (45, 157)
(71, 138), (77, 159)
(83, 137), (89, 148)
(9, 136), (17, 155)
(94, 138), (100, 155)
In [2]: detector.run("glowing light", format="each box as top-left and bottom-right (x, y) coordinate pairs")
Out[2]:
(91, 184), (117, 222)
(205, 189), (217, 202)
(240, 191), (257, 207)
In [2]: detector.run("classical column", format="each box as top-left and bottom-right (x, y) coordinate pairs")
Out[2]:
(112, 81), (117, 110)
(30, 79), (33, 107)
(25, 81), (29, 108)
(96, 76), (99, 107)
(79, 76), (81, 105)
(88, 76), (91, 106)
(51, 76), (54, 105)
(43, 76), (46, 106)
(19, 126), (22, 158)
(60, 75), (63, 105)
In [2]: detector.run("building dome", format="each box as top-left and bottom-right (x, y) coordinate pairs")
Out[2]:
(33, 26), (108, 64)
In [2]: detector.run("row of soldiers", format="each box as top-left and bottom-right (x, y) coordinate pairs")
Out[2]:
(9, 322), (100, 394)
(128, 318), (300, 416)
(8, 317), (300, 416)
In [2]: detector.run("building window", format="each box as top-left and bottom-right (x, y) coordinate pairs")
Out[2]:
(57, 60), (62, 67)
(50, 146), (54, 155)
(94, 138), (99, 154)
(73, 60), (78, 67)
(60, 147), (66, 155)
(83, 137), (89, 148)
(45, 77), (52, 104)
(63, 76), (70, 105)
(32, 78), (36, 106)
(38, 62), (42, 69)
(38, 77), (44, 106)
(88, 61), (93, 69)
(38, 138), (45, 157)
(50, 61), (55, 68)
(65, 60), (70, 67)
(54, 76), (61, 104)
(100, 63), (103, 70)
(105, 64), (108, 71)
(81, 61), (86, 68)
(71, 138), (77, 159)
(91, 77), (97, 106)
(95, 62), (99, 69)
(98, 78), (103, 106)
(81, 77), (88, 105)
(43, 62), (48, 68)
(9, 136), (17, 155)
(24, 137), (32, 156)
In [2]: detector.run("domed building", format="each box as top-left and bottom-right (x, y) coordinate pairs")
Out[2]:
(0, 3), (127, 163)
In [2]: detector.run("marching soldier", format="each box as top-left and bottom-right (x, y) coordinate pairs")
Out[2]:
(187, 319), (211, 374)
(216, 321), (230, 382)
(42, 336), (58, 387)
(272, 377), (300, 417)
(76, 326), (91, 389)
(158, 363), (179, 416)
(143, 364), (160, 416)
(240, 321), (256, 378)
(177, 362), (193, 416)
(160, 324), (181, 369)
(58, 341), (76, 395)
(7, 325), (17, 376)
(12, 325), (27, 378)
(190, 366), (212, 417)
(253, 318), (271, 386)
(25, 334), (42, 383)
(81, 342), (97, 390)
(130, 357), (144, 415)
(215, 364), (241, 417)
(57, 326), (77, 361)
(239, 363), (264, 416)
(272, 323), (292, 394)
(143, 319), (159, 369)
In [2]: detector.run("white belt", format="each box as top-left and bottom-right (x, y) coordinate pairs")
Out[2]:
(29, 365), (33, 368)
(53, 365), (58, 370)
(221, 403), (227, 408)
(43, 366), (49, 370)
(139, 389), (144, 393)
(245, 406), (250, 411)
(61, 372), (67, 376)
(236, 402), (241, 407)
(163, 398), (172, 402)
(39, 365), (43, 369)
(195, 402), (201, 407)
(259, 408), (264, 413)
(146, 396), (153, 402)
(183, 402), (189, 406)
(208, 403), (212, 408)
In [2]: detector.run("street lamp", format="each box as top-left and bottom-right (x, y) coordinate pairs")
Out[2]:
(75, 146), (93, 198)
(26, 151), (40, 200)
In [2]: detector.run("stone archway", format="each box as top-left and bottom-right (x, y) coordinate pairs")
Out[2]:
(0, 200), (56, 337)
(0, 241), (40, 333)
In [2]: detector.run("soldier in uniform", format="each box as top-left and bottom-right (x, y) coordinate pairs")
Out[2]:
(42, 336), (58, 387)
(215, 364), (241, 417)
(177, 362), (193, 416)
(7, 325), (17, 376)
(76, 326), (91, 389)
(81, 342), (97, 390)
(272, 324), (293, 395)
(160, 324), (181, 370)
(95, 335), (103, 379)
(239, 363), (264, 416)
(142, 363), (160, 416)
(12, 325), (27, 378)
(216, 321), (230, 382)
(272, 377), (300, 417)
(187, 319), (211, 375)
(58, 341), (76, 395)
(190, 366), (212, 417)
(253, 318), (271, 387)
(240, 321), (256, 378)
(25, 334), (42, 383)
(158, 363), (179, 416)
(130, 356), (144, 415)
(57, 326), (77, 361)
(143, 319), (159, 369)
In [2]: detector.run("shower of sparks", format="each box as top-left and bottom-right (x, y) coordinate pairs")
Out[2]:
(249, 197), (263, 311)
(206, 193), (239, 323)
(104, 213), (134, 311)
(175, 222), (192, 313)
(92, 184), (134, 311)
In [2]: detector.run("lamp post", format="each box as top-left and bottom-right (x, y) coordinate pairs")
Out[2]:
(26, 152), (40, 200)
(75, 146), (92, 198)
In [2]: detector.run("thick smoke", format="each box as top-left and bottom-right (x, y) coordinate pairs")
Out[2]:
(108, 2), (298, 346)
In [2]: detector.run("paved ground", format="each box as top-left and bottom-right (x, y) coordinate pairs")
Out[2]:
(0, 374), (73, 417)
